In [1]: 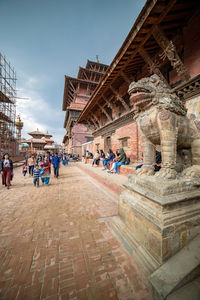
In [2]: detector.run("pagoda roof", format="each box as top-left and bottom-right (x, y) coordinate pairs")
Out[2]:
(86, 60), (109, 70)
(44, 131), (52, 138)
(78, 0), (200, 123)
(43, 138), (54, 143)
(28, 130), (45, 136)
(62, 75), (98, 111)
(26, 138), (46, 144)
(77, 67), (106, 81)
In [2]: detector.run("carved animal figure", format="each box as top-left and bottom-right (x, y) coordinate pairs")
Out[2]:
(128, 74), (200, 179)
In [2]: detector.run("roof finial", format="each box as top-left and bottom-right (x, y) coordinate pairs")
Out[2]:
(96, 55), (99, 63)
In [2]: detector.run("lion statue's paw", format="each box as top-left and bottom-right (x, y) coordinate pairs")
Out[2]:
(155, 168), (177, 179)
(137, 165), (155, 176)
(182, 165), (200, 179)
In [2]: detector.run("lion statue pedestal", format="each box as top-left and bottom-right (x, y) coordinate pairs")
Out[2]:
(110, 75), (200, 299)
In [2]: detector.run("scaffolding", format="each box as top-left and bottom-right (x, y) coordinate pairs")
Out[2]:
(0, 53), (17, 156)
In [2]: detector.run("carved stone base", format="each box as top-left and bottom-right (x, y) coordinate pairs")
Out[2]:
(110, 175), (200, 276)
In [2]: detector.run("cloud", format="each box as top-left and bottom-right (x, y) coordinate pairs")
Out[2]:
(16, 72), (65, 144)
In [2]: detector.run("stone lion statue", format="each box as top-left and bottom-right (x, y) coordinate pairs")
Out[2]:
(128, 74), (200, 179)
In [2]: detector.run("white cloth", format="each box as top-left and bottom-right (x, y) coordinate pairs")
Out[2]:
(3, 159), (10, 168)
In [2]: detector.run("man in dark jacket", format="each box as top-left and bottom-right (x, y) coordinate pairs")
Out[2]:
(114, 148), (126, 174)
(52, 153), (60, 178)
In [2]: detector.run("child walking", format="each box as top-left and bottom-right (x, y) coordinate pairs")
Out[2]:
(22, 163), (28, 177)
(33, 165), (40, 187)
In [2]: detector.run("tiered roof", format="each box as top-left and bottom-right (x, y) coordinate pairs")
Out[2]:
(28, 129), (45, 138)
(26, 138), (46, 144)
(43, 138), (54, 144)
(44, 131), (52, 138)
(62, 61), (108, 111)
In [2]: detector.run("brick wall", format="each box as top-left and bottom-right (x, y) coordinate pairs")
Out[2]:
(84, 121), (143, 163)
(70, 123), (93, 156)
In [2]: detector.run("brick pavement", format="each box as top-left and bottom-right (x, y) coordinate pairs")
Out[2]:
(0, 164), (150, 300)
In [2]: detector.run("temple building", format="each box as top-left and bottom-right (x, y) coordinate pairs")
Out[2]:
(78, 0), (200, 162)
(26, 129), (46, 152)
(43, 131), (54, 147)
(62, 60), (108, 156)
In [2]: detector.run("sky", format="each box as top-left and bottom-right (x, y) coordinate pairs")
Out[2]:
(0, 0), (146, 144)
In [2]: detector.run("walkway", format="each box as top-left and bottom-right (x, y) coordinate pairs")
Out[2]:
(0, 164), (150, 300)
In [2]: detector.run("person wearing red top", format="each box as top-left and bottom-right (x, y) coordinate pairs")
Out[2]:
(22, 163), (28, 176)
(40, 157), (51, 185)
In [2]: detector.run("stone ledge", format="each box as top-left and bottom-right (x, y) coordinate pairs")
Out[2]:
(86, 158), (136, 176)
(149, 234), (200, 299)
(77, 162), (127, 196)
(166, 277), (200, 300)
(109, 215), (160, 279)
(126, 174), (200, 205)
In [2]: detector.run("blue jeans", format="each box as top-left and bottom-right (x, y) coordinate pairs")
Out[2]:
(66, 160), (69, 166)
(41, 177), (50, 185)
(103, 159), (112, 169)
(33, 177), (39, 186)
(92, 159), (99, 166)
(115, 162), (124, 173)
(29, 165), (34, 176)
(54, 166), (59, 177)
(62, 159), (65, 166)
(23, 170), (27, 176)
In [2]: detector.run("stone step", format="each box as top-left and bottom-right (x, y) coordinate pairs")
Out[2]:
(108, 215), (160, 278)
(166, 277), (200, 300)
(76, 162), (128, 196)
(149, 234), (200, 299)
(85, 158), (136, 176)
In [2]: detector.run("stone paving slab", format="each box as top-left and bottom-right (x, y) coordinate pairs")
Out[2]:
(0, 164), (150, 300)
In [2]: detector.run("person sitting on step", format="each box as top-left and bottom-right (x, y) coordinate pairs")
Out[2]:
(92, 150), (100, 166)
(102, 149), (115, 170)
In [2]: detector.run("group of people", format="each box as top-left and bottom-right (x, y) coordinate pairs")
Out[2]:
(84, 148), (128, 174)
(1, 148), (162, 189)
(0, 151), (70, 190)
(23, 152), (62, 187)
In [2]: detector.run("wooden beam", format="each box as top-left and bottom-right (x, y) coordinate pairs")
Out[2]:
(102, 95), (114, 110)
(88, 118), (97, 130)
(97, 104), (112, 122)
(83, 69), (89, 80)
(110, 86), (130, 111)
(93, 114), (101, 127)
(120, 71), (131, 84)
(69, 80), (76, 92)
(139, 47), (170, 86)
(118, 0), (177, 77)
(152, 25), (190, 81)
